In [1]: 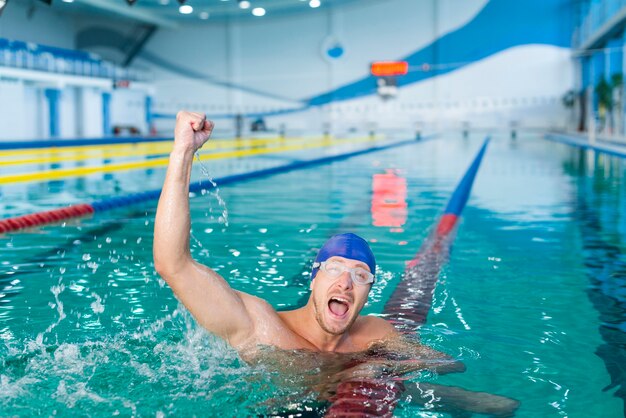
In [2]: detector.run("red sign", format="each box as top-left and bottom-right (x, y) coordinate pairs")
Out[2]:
(115, 80), (131, 88)
(370, 61), (408, 77)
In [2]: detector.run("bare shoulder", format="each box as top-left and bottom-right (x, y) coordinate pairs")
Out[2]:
(234, 293), (316, 350)
(236, 291), (279, 316)
(353, 315), (399, 341)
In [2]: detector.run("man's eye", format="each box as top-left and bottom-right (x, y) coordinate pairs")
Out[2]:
(355, 270), (370, 281)
(326, 263), (342, 274)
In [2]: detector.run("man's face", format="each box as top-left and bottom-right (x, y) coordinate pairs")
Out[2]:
(309, 256), (372, 335)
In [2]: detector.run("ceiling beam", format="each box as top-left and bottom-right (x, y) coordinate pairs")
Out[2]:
(79, 0), (178, 29)
(123, 25), (158, 67)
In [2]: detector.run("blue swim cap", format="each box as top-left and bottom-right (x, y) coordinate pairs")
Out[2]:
(311, 233), (376, 279)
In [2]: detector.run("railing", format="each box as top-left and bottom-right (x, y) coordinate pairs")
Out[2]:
(0, 38), (150, 82)
(574, 0), (626, 48)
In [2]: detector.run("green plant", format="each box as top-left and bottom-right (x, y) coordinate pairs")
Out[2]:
(561, 89), (576, 108)
(596, 76), (612, 111)
(611, 73), (623, 89)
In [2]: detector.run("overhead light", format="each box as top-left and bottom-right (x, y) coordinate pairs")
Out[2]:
(62, 0), (74, 3)
(179, 4), (193, 14)
(238, 0), (250, 9)
(251, 7), (265, 16)
(309, 0), (320, 8)
(0, 0), (7, 17)
(199, 11), (209, 19)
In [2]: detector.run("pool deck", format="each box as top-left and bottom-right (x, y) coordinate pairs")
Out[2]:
(544, 130), (626, 158)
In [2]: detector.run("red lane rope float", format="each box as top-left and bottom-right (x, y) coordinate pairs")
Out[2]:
(0, 204), (94, 234)
(325, 379), (405, 418)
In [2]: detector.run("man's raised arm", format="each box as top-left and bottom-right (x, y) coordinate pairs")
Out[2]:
(153, 111), (254, 347)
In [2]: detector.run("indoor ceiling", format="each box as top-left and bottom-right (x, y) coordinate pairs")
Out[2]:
(33, 0), (367, 28)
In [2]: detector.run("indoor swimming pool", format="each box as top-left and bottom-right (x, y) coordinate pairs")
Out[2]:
(0, 133), (624, 417)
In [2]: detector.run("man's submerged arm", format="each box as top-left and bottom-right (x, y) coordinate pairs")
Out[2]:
(153, 111), (254, 347)
(365, 318), (466, 375)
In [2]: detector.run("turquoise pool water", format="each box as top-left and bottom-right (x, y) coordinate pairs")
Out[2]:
(0, 133), (624, 416)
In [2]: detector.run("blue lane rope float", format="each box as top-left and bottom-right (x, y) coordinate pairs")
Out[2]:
(0, 136), (172, 150)
(0, 135), (437, 234)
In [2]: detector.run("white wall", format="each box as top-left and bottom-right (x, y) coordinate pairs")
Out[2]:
(136, 0), (571, 135)
(0, 1), (75, 47)
(77, 88), (104, 138)
(111, 89), (147, 134)
(0, 0), (574, 140)
(59, 87), (77, 138)
(0, 80), (28, 140)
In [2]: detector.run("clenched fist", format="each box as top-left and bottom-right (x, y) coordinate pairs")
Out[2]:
(173, 110), (214, 153)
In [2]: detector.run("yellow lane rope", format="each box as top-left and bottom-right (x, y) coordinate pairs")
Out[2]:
(0, 136), (379, 185)
(0, 135), (317, 159)
(0, 136), (316, 166)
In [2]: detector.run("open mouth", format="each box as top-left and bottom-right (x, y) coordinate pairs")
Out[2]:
(328, 296), (351, 318)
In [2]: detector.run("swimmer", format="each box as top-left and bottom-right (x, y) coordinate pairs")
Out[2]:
(153, 111), (519, 416)
(153, 111), (449, 357)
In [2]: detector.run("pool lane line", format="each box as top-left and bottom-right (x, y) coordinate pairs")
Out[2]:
(324, 138), (490, 418)
(1, 136), (379, 184)
(544, 132), (626, 159)
(0, 136), (305, 166)
(0, 135), (437, 234)
(0, 136), (172, 151)
(383, 138), (489, 328)
(0, 135), (319, 161)
(0, 136), (379, 185)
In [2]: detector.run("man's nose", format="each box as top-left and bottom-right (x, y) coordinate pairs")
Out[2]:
(337, 270), (353, 289)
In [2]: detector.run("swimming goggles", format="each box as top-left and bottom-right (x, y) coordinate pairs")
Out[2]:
(312, 260), (375, 285)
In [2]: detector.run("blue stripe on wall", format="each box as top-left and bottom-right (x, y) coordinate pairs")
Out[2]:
(307, 0), (571, 106)
(44, 89), (61, 138)
(102, 92), (111, 136)
(147, 0), (572, 118)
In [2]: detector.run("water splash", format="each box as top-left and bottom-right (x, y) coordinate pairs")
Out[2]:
(195, 152), (229, 227)
(36, 275), (67, 346)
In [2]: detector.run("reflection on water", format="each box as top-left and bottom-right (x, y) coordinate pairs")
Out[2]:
(564, 149), (626, 413)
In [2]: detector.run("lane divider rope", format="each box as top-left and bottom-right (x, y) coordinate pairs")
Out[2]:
(0, 136), (380, 185)
(0, 135), (436, 234)
(0, 135), (325, 162)
(384, 137), (490, 326)
(325, 137), (490, 417)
